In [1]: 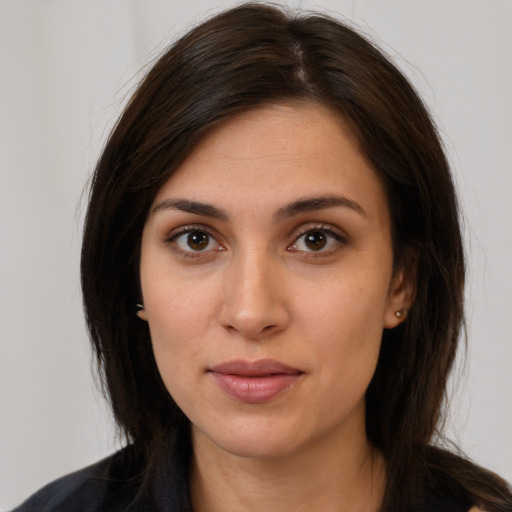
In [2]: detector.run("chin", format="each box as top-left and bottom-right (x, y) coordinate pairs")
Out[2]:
(192, 414), (315, 462)
(216, 434), (304, 461)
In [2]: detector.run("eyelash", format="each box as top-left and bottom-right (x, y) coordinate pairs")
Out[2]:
(164, 225), (224, 260)
(164, 223), (346, 259)
(288, 225), (346, 256)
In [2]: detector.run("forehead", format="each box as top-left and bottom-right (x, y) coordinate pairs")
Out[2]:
(152, 102), (388, 222)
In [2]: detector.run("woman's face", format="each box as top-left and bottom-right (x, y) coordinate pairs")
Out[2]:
(138, 102), (410, 461)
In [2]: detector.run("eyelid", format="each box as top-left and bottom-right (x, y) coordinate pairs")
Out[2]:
(164, 224), (225, 258)
(165, 223), (215, 241)
(162, 222), (347, 258)
(290, 222), (348, 242)
(287, 223), (348, 254)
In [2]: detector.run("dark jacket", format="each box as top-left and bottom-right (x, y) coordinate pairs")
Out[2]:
(13, 443), (471, 512)
(12, 443), (192, 512)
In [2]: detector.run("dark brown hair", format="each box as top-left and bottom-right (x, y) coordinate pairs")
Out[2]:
(81, 3), (512, 511)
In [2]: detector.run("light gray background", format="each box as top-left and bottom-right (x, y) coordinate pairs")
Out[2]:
(1, 0), (511, 509)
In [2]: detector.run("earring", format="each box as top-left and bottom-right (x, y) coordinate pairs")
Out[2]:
(136, 303), (144, 311)
(395, 309), (406, 318)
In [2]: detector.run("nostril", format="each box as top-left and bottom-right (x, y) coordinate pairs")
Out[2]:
(222, 321), (281, 340)
(218, 281), (290, 338)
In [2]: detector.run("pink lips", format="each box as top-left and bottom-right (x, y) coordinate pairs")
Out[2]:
(209, 359), (303, 404)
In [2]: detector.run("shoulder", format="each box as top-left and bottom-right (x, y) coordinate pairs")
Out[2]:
(12, 446), (142, 512)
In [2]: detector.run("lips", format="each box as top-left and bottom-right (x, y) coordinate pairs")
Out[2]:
(208, 359), (303, 403)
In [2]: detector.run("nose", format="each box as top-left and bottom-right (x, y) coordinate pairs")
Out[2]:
(218, 248), (290, 340)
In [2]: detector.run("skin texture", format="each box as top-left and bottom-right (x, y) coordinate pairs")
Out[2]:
(138, 102), (414, 511)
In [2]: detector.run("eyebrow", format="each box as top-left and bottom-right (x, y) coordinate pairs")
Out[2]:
(273, 195), (367, 221)
(151, 199), (229, 221)
(151, 194), (366, 222)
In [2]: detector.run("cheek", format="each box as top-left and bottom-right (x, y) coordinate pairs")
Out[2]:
(147, 314), (200, 406)
(142, 260), (220, 340)
(141, 270), (223, 393)
(296, 267), (389, 381)
(146, 291), (208, 361)
(298, 264), (390, 337)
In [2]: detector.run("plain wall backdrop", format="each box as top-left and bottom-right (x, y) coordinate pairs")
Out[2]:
(1, 0), (511, 509)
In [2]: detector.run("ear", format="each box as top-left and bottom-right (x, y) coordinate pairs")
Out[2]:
(136, 304), (148, 321)
(384, 257), (417, 329)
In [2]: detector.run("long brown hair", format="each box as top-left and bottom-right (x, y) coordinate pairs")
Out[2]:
(81, 3), (512, 511)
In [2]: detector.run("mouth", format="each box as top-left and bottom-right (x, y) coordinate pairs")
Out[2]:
(208, 359), (304, 404)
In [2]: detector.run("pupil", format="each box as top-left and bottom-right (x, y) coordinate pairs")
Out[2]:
(187, 231), (209, 250)
(305, 231), (327, 250)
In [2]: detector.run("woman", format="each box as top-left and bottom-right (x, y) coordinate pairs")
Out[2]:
(14, 3), (512, 512)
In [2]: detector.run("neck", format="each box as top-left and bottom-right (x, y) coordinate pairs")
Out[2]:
(189, 416), (386, 512)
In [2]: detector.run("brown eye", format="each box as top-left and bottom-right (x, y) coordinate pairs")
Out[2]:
(171, 229), (218, 253)
(187, 231), (210, 250)
(289, 228), (344, 254)
(304, 230), (327, 251)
